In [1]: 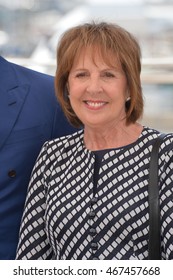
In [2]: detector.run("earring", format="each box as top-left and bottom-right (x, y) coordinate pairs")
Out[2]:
(126, 96), (131, 101)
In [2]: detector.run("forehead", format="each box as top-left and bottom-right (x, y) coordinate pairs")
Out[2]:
(72, 46), (121, 69)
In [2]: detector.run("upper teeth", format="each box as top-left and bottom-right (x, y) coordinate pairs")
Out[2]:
(86, 101), (105, 107)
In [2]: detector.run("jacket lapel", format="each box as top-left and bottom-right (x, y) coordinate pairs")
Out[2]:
(0, 57), (30, 150)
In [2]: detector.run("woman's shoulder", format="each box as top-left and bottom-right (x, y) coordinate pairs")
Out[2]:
(37, 129), (84, 167)
(43, 129), (84, 152)
(142, 126), (173, 154)
(142, 126), (173, 141)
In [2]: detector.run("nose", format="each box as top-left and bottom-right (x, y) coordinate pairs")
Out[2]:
(86, 76), (103, 94)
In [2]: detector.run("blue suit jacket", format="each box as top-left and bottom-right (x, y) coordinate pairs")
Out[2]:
(0, 56), (77, 259)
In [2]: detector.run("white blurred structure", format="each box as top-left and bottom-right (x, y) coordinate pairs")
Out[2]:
(31, 6), (90, 63)
(29, 0), (173, 64)
(31, 1), (147, 61)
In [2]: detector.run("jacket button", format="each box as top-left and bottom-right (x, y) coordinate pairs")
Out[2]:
(89, 228), (97, 236)
(91, 197), (98, 205)
(91, 242), (98, 251)
(88, 211), (96, 218)
(8, 170), (16, 178)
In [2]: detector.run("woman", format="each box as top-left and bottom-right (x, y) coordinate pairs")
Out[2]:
(16, 22), (173, 260)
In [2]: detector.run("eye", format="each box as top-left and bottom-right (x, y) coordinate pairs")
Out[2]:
(102, 72), (115, 78)
(75, 72), (89, 78)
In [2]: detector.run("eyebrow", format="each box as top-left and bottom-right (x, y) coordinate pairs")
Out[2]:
(71, 67), (121, 72)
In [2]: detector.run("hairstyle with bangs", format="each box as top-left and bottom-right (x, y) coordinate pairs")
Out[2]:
(55, 21), (144, 128)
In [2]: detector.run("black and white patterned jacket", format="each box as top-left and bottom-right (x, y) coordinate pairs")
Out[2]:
(16, 127), (173, 259)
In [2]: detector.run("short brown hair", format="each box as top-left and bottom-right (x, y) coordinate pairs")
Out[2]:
(55, 21), (143, 128)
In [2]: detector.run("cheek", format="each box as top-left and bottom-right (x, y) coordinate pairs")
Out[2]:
(69, 95), (81, 111)
(113, 84), (128, 100)
(69, 84), (84, 99)
(68, 80), (78, 93)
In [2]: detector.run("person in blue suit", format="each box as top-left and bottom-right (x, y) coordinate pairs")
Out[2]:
(0, 56), (77, 260)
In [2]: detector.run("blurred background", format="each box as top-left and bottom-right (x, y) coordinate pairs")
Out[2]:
(0, 0), (173, 132)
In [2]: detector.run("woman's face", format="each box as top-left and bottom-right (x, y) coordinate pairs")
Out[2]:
(68, 47), (129, 130)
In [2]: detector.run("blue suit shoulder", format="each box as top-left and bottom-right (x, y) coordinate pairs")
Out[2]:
(11, 60), (55, 94)
(7, 58), (77, 137)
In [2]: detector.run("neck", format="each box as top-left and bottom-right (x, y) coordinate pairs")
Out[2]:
(84, 122), (143, 151)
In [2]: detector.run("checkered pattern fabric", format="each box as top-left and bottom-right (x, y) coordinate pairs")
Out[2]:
(16, 127), (173, 259)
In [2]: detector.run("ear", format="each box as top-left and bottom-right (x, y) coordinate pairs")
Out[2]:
(125, 89), (130, 101)
(64, 85), (70, 100)
(66, 82), (69, 92)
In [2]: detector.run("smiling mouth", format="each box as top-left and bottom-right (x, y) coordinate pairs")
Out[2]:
(84, 100), (108, 109)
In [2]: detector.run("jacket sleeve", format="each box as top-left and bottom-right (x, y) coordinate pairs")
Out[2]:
(15, 143), (54, 260)
(160, 136), (173, 259)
